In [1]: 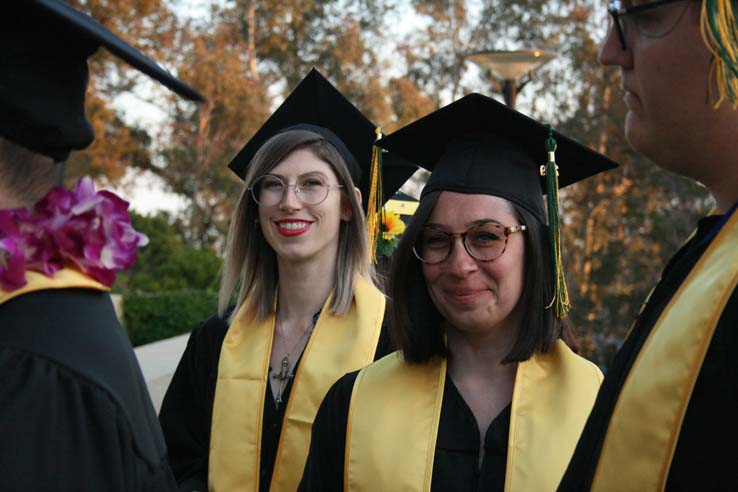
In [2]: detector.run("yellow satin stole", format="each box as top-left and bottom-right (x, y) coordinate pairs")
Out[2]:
(0, 268), (109, 305)
(208, 276), (385, 492)
(592, 211), (738, 492)
(347, 339), (603, 492)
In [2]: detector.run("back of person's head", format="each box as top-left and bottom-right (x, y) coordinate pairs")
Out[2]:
(0, 138), (64, 209)
(0, 0), (203, 210)
(219, 129), (370, 322)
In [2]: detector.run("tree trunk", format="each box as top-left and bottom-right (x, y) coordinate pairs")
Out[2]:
(247, 0), (259, 80)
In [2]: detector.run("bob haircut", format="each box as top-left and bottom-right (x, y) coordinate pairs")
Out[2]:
(218, 129), (373, 322)
(388, 190), (576, 364)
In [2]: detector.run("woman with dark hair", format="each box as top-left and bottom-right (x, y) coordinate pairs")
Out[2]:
(158, 69), (415, 492)
(299, 93), (618, 492)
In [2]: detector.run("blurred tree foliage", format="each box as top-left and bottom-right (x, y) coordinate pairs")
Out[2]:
(63, 0), (179, 185)
(153, 10), (271, 247)
(114, 211), (222, 293)
(73, 0), (712, 363)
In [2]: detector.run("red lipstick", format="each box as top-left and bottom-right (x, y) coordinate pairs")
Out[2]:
(275, 220), (311, 236)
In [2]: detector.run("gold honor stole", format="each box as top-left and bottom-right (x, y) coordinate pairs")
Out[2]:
(591, 211), (738, 492)
(346, 339), (603, 492)
(0, 268), (109, 306)
(208, 276), (385, 492)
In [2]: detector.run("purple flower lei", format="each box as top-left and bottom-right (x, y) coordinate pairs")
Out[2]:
(0, 177), (148, 292)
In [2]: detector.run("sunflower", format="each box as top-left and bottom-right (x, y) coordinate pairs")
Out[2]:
(375, 210), (406, 259)
(381, 210), (406, 240)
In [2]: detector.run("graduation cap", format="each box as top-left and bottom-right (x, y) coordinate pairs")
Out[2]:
(227, 68), (417, 260)
(227, 68), (416, 210)
(0, 0), (204, 162)
(377, 93), (619, 318)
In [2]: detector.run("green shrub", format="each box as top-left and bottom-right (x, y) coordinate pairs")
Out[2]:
(114, 212), (223, 294)
(124, 289), (218, 346)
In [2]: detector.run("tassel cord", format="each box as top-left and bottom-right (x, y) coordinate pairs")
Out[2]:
(543, 126), (571, 319)
(366, 127), (384, 263)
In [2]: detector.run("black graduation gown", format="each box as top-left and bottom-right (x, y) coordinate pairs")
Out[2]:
(298, 370), (511, 492)
(559, 215), (738, 492)
(159, 310), (392, 492)
(0, 288), (177, 492)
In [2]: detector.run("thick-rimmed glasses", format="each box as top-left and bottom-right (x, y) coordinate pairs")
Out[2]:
(249, 174), (344, 206)
(607, 0), (692, 50)
(413, 222), (527, 264)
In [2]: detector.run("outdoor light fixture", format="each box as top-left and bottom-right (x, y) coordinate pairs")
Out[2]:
(467, 49), (556, 108)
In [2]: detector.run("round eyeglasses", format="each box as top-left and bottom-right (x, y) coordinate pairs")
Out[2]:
(607, 0), (692, 50)
(249, 174), (344, 207)
(413, 222), (527, 264)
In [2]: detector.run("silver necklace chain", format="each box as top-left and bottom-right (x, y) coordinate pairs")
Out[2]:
(271, 314), (315, 408)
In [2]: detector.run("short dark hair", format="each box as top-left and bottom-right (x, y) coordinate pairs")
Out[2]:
(0, 137), (64, 208)
(388, 190), (576, 364)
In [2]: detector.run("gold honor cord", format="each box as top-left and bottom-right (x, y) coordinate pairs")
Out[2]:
(540, 125), (571, 319)
(701, 0), (738, 108)
(367, 127), (384, 264)
(0, 268), (109, 306)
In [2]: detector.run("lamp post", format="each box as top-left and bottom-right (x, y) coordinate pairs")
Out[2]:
(467, 49), (556, 108)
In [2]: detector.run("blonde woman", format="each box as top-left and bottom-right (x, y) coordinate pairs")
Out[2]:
(159, 69), (414, 492)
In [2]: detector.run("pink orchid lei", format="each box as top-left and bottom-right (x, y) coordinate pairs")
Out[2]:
(0, 177), (148, 292)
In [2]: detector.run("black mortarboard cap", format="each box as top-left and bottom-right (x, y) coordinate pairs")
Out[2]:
(377, 93), (618, 224)
(0, 0), (204, 162)
(378, 93), (619, 318)
(227, 68), (417, 211)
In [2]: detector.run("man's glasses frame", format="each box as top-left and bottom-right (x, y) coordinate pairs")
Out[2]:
(607, 0), (691, 50)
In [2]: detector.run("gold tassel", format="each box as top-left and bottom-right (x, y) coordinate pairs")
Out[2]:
(540, 126), (571, 319)
(366, 127), (384, 263)
(701, 0), (738, 108)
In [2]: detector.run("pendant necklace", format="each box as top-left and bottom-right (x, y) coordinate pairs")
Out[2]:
(271, 314), (314, 408)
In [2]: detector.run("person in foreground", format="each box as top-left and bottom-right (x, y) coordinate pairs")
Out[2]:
(558, 0), (738, 491)
(0, 1), (204, 491)
(158, 68), (416, 492)
(299, 93), (618, 492)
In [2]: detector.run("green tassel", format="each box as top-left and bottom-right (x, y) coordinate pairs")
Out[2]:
(542, 125), (571, 319)
(701, 0), (738, 107)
